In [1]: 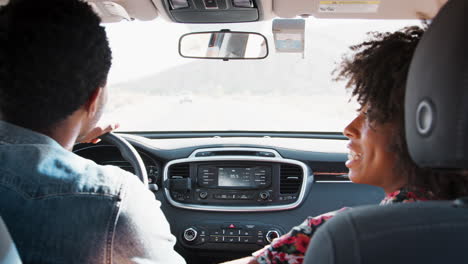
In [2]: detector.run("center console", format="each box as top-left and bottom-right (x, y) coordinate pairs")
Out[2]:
(163, 147), (310, 212)
(162, 147), (311, 252)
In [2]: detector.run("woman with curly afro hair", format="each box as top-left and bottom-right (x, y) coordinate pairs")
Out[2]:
(223, 25), (468, 264)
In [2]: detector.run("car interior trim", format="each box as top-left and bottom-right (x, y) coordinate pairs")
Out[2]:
(315, 181), (352, 183)
(188, 147), (282, 158)
(121, 131), (347, 140)
(313, 172), (351, 183)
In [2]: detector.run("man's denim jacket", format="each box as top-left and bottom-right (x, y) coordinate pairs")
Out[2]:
(0, 121), (186, 264)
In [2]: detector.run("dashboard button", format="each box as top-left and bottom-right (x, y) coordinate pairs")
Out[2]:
(225, 236), (239, 243)
(199, 192), (208, 199)
(210, 229), (222, 235)
(214, 194), (232, 199)
(240, 230), (251, 236)
(209, 236), (223, 242)
(222, 223), (239, 229)
(239, 194), (252, 200)
(240, 237), (255, 243)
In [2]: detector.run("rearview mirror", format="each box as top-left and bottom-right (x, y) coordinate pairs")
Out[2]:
(179, 30), (269, 60)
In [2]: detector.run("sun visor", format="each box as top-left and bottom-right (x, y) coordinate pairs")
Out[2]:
(89, 2), (131, 22)
(273, 0), (447, 19)
(87, 0), (158, 23)
(405, 0), (468, 169)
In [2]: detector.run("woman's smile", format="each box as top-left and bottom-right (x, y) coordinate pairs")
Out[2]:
(346, 146), (363, 168)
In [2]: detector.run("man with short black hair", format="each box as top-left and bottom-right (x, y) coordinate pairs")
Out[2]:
(0, 0), (185, 263)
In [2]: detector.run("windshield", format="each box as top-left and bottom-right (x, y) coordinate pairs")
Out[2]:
(103, 18), (416, 132)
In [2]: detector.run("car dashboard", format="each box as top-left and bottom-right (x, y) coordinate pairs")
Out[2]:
(73, 133), (384, 263)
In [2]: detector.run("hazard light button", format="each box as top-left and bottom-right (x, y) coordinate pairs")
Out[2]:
(222, 223), (240, 229)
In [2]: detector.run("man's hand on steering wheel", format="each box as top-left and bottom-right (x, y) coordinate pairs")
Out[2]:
(74, 123), (150, 186)
(78, 123), (120, 144)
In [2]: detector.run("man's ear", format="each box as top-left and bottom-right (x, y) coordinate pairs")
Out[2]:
(84, 87), (103, 117)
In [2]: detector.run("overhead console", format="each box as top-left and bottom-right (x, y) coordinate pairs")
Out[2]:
(163, 147), (311, 212)
(158, 0), (261, 23)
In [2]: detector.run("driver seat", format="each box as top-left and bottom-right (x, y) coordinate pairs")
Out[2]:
(303, 0), (468, 263)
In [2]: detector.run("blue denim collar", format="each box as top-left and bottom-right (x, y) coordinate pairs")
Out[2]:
(0, 120), (61, 147)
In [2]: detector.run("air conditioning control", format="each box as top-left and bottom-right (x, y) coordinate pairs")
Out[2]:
(180, 222), (283, 248)
(259, 191), (270, 200)
(265, 230), (281, 243)
(183, 227), (198, 242)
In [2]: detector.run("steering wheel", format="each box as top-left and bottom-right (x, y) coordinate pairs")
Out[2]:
(101, 132), (149, 186)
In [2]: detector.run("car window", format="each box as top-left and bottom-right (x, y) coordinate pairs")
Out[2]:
(103, 18), (417, 132)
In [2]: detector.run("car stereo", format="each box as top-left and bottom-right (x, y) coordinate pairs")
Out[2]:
(198, 165), (271, 189)
(163, 147), (309, 212)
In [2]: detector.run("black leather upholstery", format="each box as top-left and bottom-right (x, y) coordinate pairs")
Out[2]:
(304, 0), (468, 263)
(304, 201), (468, 264)
(405, 0), (468, 169)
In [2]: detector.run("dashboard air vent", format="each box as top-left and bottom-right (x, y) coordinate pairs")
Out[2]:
(280, 164), (303, 194)
(169, 163), (190, 179)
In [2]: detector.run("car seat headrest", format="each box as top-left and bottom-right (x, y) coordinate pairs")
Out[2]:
(405, 0), (468, 170)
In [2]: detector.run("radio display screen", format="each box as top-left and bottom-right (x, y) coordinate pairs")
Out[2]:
(218, 167), (255, 187)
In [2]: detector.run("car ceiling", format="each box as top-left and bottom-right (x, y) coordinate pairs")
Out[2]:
(95, 0), (448, 22)
(0, 0), (447, 23)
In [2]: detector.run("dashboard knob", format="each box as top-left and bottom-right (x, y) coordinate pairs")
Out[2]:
(259, 192), (270, 200)
(265, 230), (280, 243)
(183, 227), (198, 242)
(199, 191), (208, 199)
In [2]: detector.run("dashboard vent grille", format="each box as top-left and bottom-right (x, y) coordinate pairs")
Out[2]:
(280, 164), (303, 194)
(169, 163), (190, 179)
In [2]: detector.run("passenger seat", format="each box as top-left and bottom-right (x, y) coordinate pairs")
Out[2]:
(303, 0), (468, 263)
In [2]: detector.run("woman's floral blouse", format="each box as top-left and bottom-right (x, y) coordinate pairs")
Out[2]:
(252, 188), (436, 264)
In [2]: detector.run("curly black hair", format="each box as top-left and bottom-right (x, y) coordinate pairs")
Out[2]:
(0, 0), (112, 132)
(335, 26), (468, 200)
